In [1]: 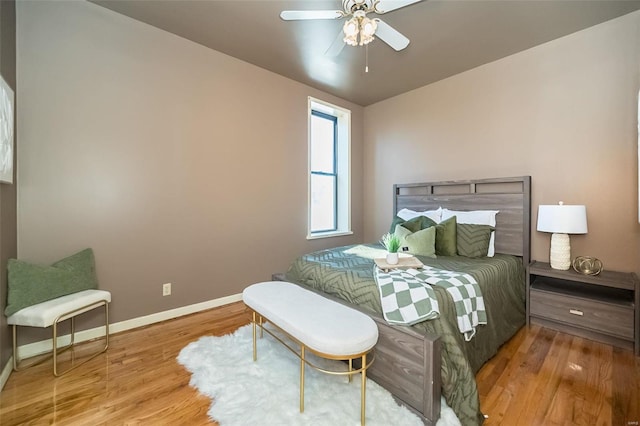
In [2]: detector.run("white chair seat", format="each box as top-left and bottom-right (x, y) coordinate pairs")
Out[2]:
(243, 281), (378, 356)
(7, 289), (111, 328)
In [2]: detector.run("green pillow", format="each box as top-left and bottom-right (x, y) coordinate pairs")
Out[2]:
(5, 248), (98, 317)
(389, 216), (405, 234)
(435, 216), (457, 256)
(389, 215), (437, 233)
(457, 223), (494, 258)
(394, 224), (436, 258)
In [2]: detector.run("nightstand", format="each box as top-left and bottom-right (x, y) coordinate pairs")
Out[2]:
(527, 261), (639, 355)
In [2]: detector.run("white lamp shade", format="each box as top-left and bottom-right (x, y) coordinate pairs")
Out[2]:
(537, 204), (588, 234)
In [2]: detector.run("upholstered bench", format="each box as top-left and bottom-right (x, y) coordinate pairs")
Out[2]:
(7, 289), (111, 376)
(242, 281), (379, 426)
(5, 248), (110, 377)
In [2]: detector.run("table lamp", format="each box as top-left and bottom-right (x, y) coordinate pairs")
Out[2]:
(537, 202), (588, 270)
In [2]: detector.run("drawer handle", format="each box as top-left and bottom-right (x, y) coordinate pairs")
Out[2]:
(569, 309), (584, 316)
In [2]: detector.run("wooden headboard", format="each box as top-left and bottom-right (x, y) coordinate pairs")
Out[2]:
(394, 176), (531, 265)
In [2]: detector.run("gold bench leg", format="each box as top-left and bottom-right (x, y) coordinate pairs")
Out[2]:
(53, 301), (110, 377)
(361, 352), (367, 426)
(252, 311), (257, 361)
(12, 325), (18, 371)
(300, 345), (305, 413)
(13, 301), (109, 376)
(246, 306), (372, 425)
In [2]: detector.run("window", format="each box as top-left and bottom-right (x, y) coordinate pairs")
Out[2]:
(310, 110), (337, 232)
(308, 98), (351, 238)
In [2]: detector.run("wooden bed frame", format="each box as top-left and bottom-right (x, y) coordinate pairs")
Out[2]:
(275, 176), (531, 425)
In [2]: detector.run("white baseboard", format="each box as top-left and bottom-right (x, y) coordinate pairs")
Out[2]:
(0, 293), (243, 391)
(0, 357), (12, 391)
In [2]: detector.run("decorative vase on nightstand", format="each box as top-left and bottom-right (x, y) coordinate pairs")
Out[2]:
(572, 256), (603, 276)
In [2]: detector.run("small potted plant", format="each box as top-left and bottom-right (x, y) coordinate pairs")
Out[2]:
(381, 233), (401, 265)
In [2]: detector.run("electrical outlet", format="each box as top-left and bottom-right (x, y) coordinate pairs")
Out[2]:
(162, 283), (171, 296)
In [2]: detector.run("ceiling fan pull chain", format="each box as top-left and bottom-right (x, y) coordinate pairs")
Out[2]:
(365, 44), (369, 73)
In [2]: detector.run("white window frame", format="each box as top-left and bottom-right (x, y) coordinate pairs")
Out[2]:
(307, 97), (352, 239)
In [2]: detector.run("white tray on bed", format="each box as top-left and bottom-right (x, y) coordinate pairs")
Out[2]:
(374, 254), (424, 271)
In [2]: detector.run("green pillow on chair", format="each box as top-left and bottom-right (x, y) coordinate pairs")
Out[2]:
(5, 248), (98, 317)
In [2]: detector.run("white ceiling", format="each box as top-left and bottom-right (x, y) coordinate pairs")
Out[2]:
(91, 0), (640, 106)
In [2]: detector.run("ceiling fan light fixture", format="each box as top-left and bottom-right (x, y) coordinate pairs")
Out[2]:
(359, 17), (377, 45)
(342, 15), (377, 47)
(343, 17), (360, 46)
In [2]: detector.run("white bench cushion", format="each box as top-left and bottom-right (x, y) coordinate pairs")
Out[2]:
(243, 281), (378, 357)
(7, 289), (111, 328)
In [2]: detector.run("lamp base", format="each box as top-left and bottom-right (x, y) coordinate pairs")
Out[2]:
(550, 233), (571, 270)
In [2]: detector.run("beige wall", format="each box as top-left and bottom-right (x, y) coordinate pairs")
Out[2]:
(0, 0), (17, 368)
(13, 1), (640, 349)
(16, 1), (363, 340)
(363, 11), (640, 273)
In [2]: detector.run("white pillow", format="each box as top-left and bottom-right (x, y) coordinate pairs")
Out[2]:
(441, 209), (499, 257)
(397, 207), (442, 223)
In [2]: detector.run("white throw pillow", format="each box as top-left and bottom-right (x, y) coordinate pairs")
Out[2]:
(440, 209), (499, 256)
(397, 207), (442, 223)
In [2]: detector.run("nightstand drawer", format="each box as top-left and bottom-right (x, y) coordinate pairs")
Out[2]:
(530, 289), (634, 340)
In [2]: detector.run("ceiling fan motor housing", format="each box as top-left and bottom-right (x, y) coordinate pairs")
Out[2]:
(344, 0), (375, 15)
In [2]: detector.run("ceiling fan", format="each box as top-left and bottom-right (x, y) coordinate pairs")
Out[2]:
(280, 0), (423, 56)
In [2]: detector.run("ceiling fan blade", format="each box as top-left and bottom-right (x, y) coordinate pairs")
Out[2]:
(325, 30), (346, 57)
(375, 0), (422, 14)
(280, 10), (343, 20)
(375, 19), (410, 51)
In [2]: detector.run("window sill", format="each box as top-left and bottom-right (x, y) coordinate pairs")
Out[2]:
(306, 230), (353, 240)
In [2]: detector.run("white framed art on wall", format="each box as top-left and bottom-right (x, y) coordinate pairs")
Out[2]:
(0, 74), (14, 184)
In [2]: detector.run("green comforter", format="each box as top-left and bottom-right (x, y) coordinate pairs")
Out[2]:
(285, 244), (526, 426)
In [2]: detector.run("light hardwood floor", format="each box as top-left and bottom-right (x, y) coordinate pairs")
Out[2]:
(0, 301), (638, 425)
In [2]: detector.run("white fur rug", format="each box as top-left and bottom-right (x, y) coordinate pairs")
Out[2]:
(177, 324), (461, 426)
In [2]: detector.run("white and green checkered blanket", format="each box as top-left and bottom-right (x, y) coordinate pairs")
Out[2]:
(374, 265), (487, 341)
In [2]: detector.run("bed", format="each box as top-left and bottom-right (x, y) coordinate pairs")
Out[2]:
(278, 176), (531, 426)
